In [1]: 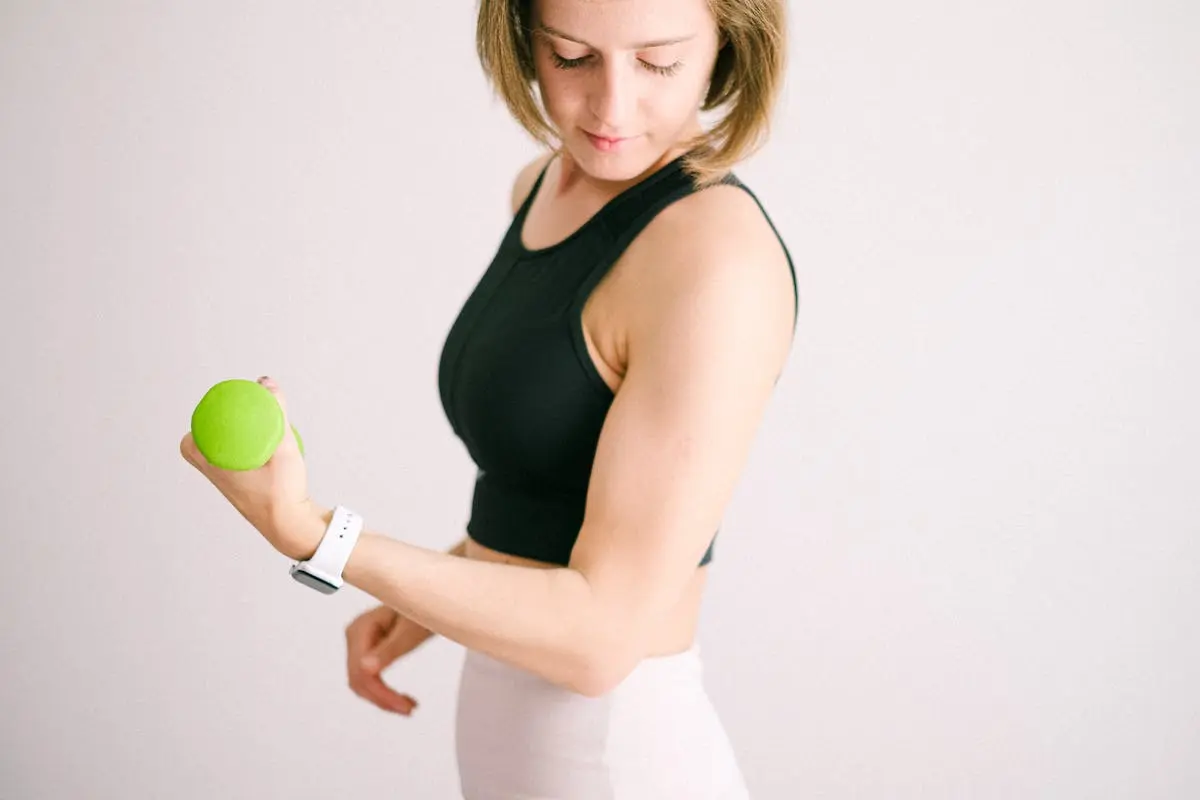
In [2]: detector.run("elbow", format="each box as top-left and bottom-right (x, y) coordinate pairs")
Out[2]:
(567, 650), (635, 698)
(555, 570), (655, 697)
(565, 671), (608, 699)
(564, 625), (642, 698)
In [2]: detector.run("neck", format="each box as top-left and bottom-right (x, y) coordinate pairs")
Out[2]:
(557, 136), (699, 201)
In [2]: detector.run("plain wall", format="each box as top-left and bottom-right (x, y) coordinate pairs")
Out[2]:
(1, 1), (1196, 797)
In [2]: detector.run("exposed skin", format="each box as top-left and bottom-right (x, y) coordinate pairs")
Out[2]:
(181, 0), (796, 709)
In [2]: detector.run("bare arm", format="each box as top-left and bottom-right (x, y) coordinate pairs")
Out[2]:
(328, 526), (601, 693)
(385, 536), (468, 648)
(289, 187), (795, 697)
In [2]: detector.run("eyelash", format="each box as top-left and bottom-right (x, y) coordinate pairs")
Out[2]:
(550, 51), (682, 77)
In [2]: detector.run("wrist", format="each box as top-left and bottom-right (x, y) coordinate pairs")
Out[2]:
(278, 500), (333, 562)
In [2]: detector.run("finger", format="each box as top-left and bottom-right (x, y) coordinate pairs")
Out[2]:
(345, 613), (413, 714)
(345, 607), (394, 656)
(257, 375), (288, 425)
(257, 376), (301, 455)
(179, 432), (195, 465)
(345, 621), (382, 677)
(351, 667), (418, 715)
(362, 641), (420, 715)
(370, 618), (424, 666)
(179, 432), (208, 473)
(365, 674), (419, 715)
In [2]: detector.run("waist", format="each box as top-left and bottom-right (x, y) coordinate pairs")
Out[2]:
(463, 640), (704, 695)
(454, 640), (750, 798)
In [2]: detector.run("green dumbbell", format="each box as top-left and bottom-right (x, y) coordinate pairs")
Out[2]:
(190, 378), (305, 471)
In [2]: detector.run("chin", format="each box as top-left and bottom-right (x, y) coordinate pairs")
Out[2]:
(565, 136), (664, 185)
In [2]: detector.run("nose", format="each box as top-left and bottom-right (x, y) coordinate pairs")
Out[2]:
(587, 61), (635, 135)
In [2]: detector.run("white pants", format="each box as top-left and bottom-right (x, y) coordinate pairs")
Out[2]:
(454, 643), (750, 799)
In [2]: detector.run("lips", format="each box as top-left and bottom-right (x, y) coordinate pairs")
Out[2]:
(584, 131), (634, 152)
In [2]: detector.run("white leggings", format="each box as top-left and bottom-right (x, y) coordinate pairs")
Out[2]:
(454, 643), (750, 799)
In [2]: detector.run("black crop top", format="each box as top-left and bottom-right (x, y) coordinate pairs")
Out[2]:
(437, 153), (797, 567)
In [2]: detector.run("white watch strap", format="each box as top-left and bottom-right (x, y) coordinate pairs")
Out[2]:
(294, 505), (363, 589)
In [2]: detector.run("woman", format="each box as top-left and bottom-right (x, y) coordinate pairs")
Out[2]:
(181, 0), (797, 796)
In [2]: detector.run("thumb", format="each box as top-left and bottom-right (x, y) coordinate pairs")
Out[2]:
(364, 621), (412, 670)
(257, 375), (299, 452)
(257, 375), (287, 420)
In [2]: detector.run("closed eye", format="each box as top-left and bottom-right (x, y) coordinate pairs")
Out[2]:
(550, 51), (683, 77)
(550, 52), (591, 70)
(642, 60), (683, 77)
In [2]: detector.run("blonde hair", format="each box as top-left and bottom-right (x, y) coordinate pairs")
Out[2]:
(476, 0), (787, 186)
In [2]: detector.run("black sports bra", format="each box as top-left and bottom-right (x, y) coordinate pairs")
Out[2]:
(437, 153), (797, 567)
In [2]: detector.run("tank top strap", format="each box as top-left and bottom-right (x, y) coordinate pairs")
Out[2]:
(595, 155), (698, 244)
(516, 157), (554, 219)
(713, 171), (801, 333)
(495, 157), (556, 254)
(574, 156), (703, 302)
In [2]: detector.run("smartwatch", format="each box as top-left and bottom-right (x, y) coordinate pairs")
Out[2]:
(289, 504), (363, 594)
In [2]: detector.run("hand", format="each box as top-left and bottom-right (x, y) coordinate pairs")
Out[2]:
(179, 376), (320, 560)
(346, 604), (431, 716)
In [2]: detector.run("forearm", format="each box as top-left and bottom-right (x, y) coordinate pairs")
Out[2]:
(391, 536), (469, 646)
(302, 509), (608, 695)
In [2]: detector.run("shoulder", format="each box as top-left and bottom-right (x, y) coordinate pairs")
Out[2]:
(656, 181), (786, 266)
(509, 151), (557, 215)
(622, 181), (797, 358)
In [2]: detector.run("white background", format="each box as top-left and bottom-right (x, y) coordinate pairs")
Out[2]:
(1, 1), (1196, 797)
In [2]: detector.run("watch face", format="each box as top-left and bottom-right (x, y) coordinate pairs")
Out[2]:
(291, 567), (339, 594)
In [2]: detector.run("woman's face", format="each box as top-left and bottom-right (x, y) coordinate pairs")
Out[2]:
(531, 0), (721, 183)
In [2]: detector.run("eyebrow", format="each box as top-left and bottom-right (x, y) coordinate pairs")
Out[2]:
(534, 24), (695, 49)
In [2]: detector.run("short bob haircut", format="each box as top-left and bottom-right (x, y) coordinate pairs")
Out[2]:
(476, 0), (787, 187)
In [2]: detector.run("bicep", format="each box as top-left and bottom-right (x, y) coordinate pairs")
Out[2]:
(568, 242), (794, 651)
